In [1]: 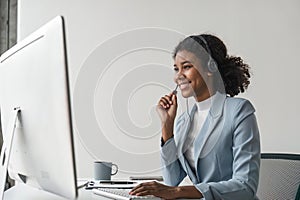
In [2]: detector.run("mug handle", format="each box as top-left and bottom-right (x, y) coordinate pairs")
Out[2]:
(111, 163), (118, 175)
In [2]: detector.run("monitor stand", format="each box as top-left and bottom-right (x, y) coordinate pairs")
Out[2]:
(0, 107), (21, 200)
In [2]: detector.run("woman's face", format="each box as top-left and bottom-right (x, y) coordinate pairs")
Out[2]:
(173, 50), (211, 101)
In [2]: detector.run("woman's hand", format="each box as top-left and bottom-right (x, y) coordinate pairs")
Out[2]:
(156, 93), (177, 123)
(130, 181), (203, 199)
(156, 93), (178, 142)
(129, 181), (178, 199)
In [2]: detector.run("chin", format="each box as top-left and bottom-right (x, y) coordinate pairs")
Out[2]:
(180, 90), (194, 98)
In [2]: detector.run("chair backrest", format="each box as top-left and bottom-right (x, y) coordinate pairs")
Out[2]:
(296, 184), (300, 200)
(257, 153), (300, 200)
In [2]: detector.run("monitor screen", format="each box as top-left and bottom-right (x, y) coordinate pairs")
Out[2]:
(0, 16), (77, 199)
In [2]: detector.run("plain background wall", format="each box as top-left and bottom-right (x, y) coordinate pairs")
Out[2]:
(17, 0), (300, 178)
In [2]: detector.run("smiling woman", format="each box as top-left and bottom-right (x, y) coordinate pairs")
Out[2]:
(173, 50), (211, 102)
(130, 34), (260, 200)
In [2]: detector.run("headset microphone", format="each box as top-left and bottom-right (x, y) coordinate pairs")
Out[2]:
(172, 85), (179, 95)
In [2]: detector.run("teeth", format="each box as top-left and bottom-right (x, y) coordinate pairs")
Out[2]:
(179, 82), (189, 85)
(178, 81), (190, 90)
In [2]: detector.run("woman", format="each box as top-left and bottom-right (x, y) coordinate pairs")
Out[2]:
(130, 34), (260, 199)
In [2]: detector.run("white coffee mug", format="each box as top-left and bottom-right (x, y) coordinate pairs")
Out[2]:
(94, 161), (118, 180)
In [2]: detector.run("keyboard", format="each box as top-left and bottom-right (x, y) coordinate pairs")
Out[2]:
(92, 188), (161, 200)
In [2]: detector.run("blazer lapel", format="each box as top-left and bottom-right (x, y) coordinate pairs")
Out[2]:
(175, 93), (227, 182)
(176, 105), (199, 182)
(194, 92), (226, 170)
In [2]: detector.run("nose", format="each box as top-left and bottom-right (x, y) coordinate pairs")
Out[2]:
(174, 70), (185, 84)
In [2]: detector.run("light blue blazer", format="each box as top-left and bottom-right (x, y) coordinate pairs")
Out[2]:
(160, 92), (260, 200)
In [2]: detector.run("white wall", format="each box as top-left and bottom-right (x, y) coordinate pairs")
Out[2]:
(18, 0), (300, 178)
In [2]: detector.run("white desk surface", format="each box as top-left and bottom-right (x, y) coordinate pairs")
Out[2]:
(3, 182), (200, 200)
(3, 182), (108, 200)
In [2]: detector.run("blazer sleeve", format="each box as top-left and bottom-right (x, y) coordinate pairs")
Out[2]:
(196, 100), (261, 200)
(160, 137), (187, 186)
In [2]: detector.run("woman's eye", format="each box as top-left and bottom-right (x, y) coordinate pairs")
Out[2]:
(173, 67), (179, 72)
(183, 65), (192, 69)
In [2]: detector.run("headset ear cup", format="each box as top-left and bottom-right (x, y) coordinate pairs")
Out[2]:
(208, 59), (217, 73)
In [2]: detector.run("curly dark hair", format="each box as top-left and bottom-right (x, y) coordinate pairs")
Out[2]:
(173, 34), (251, 97)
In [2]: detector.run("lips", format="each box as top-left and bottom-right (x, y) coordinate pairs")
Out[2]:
(178, 81), (190, 90)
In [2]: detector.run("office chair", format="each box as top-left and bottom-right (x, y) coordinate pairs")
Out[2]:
(257, 153), (300, 200)
(296, 184), (300, 200)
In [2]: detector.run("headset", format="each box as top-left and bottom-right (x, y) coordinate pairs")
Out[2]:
(190, 35), (218, 73)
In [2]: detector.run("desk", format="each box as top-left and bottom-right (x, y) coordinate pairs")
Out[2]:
(3, 182), (200, 200)
(3, 182), (108, 200)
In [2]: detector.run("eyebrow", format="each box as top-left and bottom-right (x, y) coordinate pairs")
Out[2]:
(173, 61), (192, 67)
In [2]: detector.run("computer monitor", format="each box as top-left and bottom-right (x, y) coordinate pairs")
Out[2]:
(0, 16), (77, 199)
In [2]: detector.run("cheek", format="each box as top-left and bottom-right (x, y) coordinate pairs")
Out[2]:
(185, 70), (196, 79)
(187, 69), (202, 81)
(173, 75), (177, 83)
(191, 72), (206, 90)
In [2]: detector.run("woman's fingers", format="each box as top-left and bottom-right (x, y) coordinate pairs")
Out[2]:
(129, 182), (156, 196)
(158, 93), (176, 109)
(159, 97), (169, 108)
(129, 181), (176, 199)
